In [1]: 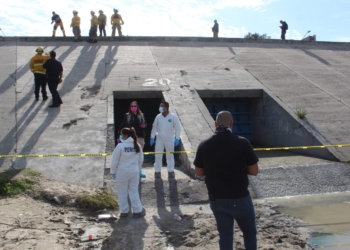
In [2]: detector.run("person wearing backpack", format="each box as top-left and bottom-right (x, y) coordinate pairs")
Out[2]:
(280, 20), (288, 40)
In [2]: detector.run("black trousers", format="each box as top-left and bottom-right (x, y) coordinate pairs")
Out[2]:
(281, 31), (286, 40)
(47, 78), (62, 106)
(89, 26), (98, 40)
(34, 73), (47, 99)
(99, 24), (106, 36)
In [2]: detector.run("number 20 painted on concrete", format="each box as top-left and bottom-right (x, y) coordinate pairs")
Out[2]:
(143, 78), (171, 86)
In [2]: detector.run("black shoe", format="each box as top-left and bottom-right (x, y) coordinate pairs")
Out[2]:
(87, 39), (93, 43)
(35, 97), (39, 101)
(49, 104), (60, 108)
(133, 208), (146, 219)
(168, 171), (175, 178)
(43, 97), (48, 101)
(120, 213), (129, 219)
(92, 39), (98, 43)
(73, 39), (78, 42)
(155, 172), (161, 179)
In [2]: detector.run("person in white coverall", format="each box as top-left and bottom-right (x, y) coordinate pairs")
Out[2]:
(150, 101), (181, 179)
(110, 127), (146, 219)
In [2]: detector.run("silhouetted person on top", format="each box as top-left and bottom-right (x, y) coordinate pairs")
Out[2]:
(280, 20), (288, 40)
(212, 20), (219, 38)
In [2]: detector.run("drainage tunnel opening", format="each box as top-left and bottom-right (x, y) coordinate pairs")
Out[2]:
(114, 98), (163, 156)
(202, 98), (253, 143)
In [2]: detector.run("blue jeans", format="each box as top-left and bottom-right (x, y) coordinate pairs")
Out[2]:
(210, 195), (257, 250)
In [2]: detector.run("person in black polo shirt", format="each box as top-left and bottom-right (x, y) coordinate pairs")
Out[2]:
(194, 111), (259, 250)
(43, 51), (63, 108)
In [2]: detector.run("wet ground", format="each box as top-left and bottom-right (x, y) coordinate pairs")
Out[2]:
(267, 191), (350, 250)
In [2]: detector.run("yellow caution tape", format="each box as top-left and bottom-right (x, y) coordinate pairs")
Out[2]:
(316, 243), (350, 249)
(0, 144), (349, 159)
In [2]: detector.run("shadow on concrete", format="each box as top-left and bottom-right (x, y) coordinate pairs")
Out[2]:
(14, 106), (61, 169)
(59, 44), (102, 98)
(0, 101), (39, 168)
(91, 45), (119, 99)
(301, 49), (331, 66)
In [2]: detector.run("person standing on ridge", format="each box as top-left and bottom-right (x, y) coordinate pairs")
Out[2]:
(280, 20), (288, 40)
(43, 51), (63, 108)
(150, 101), (181, 179)
(88, 11), (98, 43)
(98, 10), (107, 37)
(70, 10), (82, 42)
(111, 9), (124, 37)
(194, 111), (259, 250)
(212, 20), (219, 38)
(51, 12), (66, 37)
(29, 46), (49, 101)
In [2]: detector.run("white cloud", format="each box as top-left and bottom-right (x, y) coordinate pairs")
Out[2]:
(0, 0), (275, 37)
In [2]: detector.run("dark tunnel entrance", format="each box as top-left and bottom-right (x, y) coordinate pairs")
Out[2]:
(114, 97), (163, 157)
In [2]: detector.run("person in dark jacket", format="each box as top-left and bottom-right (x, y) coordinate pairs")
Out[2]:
(212, 20), (219, 38)
(119, 101), (146, 148)
(280, 20), (288, 40)
(42, 51), (63, 108)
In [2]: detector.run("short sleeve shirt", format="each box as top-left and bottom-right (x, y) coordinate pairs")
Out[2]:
(194, 132), (258, 199)
(52, 14), (62, 23)
(43, 59), (63, 81)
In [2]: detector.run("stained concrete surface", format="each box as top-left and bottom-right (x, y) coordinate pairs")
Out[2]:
(1, 38), (350, 195)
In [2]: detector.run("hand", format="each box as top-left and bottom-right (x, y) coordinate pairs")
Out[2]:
(150, 138), (155, 146)
(117, 138), (121, 143)
(174, 139), (180, 147)
(140, 123), (146, 129)
(111, 173), (116, 179)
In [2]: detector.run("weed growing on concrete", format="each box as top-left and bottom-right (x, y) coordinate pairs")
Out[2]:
(0, 169), (40, 196)
(76, 189), (119, 211)
(295, 106), (307, 119)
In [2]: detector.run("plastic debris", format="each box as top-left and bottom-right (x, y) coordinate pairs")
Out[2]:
(98, 214), (118, 222)
(80, 234), (102, 242)
(173, 214), (182, 222)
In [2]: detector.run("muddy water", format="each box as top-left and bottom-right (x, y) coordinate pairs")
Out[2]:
(267, 192), (350, 249)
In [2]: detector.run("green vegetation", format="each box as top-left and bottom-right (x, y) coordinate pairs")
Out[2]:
(295, 106), (308, 119)
(76, 189), (119, 211)
(244, 32), (269, 40)
(0, 169), (41, 196)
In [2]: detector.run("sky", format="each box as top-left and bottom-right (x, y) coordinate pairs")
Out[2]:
(0, 0), (350, 42)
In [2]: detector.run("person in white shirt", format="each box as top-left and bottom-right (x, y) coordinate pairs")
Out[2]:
(110, 127), (145, 219)
(150, 101), (181, 179)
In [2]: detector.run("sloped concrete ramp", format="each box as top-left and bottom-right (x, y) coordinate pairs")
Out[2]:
(0, 38), (350, 192)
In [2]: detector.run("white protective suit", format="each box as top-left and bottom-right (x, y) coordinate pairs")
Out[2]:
(151, 111), (181, 172)
(110, 137), (144, 213)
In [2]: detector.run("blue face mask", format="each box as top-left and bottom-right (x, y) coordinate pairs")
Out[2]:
(119, 135), (124, 142)
(159, 107), (164, 113)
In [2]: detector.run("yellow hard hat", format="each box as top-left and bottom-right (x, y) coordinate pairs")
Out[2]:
(73, 10), (78, 14)
(91, 11), (95, 14)
(36, 46), (44, 53)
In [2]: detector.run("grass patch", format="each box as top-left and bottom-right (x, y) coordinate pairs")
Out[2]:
(76, 189), (118, 211)
(295, 106), (307, 119)
(0, 169), (41, 196)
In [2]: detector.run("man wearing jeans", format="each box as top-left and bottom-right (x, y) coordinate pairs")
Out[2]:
(194, 111), (259, 250)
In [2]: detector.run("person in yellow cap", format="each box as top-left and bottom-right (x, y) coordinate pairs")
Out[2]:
(51, 12), (66, 37)
(70, 10), (82, 42)
(88, 11), (98, 43)
(98, 10), (107, 37)
(111, 9), (124, 37)
(29, 47), (50, 101)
